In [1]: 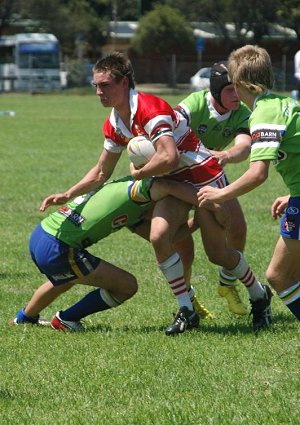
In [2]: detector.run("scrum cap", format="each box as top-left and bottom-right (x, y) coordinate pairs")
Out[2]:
(210, 61), (231, 107)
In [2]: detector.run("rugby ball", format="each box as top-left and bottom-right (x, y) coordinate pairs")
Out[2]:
(127, 135), (155, 167)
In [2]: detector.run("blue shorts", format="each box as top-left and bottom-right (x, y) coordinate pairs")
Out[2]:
(280, 196), (300, 240)
(29, 224), (101, 285)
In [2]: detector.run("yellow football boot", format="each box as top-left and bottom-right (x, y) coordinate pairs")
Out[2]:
(190, 294), (214, 319)
(218, 285), (247, 315)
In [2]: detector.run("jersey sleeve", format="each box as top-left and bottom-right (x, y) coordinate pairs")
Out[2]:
(103, 117), (127, 153)
(136, 93), (175, 143)
(128, 178), (154, 204)
(250, 123), (286, 162)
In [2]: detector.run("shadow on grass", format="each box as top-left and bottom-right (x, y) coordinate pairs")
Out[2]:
(9, 311), (296, 335)
(86, 311), (297, 335)
(87, 322), (254, 335)
(0, 388), (15, 400)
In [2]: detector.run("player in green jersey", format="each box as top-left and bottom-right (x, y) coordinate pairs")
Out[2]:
(176, 61), (252, 316)
(12, 177), (211, 331)
(198, 45), (300, 322)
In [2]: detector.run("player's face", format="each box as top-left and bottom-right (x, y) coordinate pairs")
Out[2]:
(220, 84), (240, 111)
(92, 71), (128, 108)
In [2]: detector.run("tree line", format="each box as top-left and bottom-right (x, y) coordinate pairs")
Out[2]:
(0, 0), (299, 60)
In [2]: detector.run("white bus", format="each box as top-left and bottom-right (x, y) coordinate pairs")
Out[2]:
(0, 33), (62, 92)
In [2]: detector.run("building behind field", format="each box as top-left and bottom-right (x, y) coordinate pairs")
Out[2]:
(104, 21), (299, 90)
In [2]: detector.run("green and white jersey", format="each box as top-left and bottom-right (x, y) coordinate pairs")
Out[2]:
(41, 176), (153, 248)
(177, 89), (250, 150)
(249, 92), (300, 196)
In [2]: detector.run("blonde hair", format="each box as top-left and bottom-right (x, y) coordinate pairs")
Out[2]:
(228, 45), (274, 94)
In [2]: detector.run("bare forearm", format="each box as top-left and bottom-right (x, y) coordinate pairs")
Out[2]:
(40, 150), (121, 211)
(211, 139), (250, 166)
(218, 170), (264, 201)
(134, 153), (179, 179)
(64, 166), (109, 198)
(198, 160), (269, 206)
(224, 145), (250, 164)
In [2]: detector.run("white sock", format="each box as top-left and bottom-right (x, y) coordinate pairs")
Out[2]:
(159, 253), (193, 310)
(188, 286), (195, 299)
(219, 267), (237, 286)
(229, 252), (265, 301)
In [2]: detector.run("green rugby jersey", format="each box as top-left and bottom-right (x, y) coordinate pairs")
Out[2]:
(41, 177), (153, 248)
(249, 92), (300, 196)
(177, 89), (250, 150)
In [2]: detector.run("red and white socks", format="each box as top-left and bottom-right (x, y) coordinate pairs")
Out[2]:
(158, 252), (193, 311)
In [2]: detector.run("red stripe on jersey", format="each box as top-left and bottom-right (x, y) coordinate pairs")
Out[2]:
(134, 92), (176, 137)
(176, 128), (202, 152)
(168, 159), (225, 186)
(150, 124), (173, 141)
(103, 118), (129, 147)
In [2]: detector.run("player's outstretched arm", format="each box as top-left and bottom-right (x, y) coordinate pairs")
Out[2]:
(198, 160), (270, 206)
(40, 150), (121, 212)
(211, 135), (251, 166)
(40, 193), (70, 211)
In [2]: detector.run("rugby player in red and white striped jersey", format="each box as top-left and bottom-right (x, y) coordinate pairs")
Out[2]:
(40, 52), (269, 334)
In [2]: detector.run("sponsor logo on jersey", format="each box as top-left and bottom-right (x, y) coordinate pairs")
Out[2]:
(112, 214), (128, 229)
(222, 127), (233, 138)
(133, 123), (146, 136)
(252, 129), (281, 142)
(197, 124), (208, 134)
(284, 217), (296, 233)
(59, 207), (86, 226)
(273, 149), (287, 165)
(277, 150), (287, 160)
(73, 191), (95, 205)
(287, 206), (299, 215)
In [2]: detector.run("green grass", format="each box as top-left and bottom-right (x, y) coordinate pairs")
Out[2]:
(0, 93), (298, 425)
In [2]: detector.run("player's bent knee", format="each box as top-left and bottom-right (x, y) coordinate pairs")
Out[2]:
(150, 231), (169, 249)
(122, 274), (138, 299)
(265, 267), (281, 291)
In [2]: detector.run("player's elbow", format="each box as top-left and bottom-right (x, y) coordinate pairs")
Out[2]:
(250, 161), (269, 187)
(255, 168), (269, 185)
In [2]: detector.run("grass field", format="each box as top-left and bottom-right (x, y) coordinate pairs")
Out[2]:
(0, 92), (298, 425)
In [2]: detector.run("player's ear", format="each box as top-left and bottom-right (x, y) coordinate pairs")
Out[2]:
(122, 75), (130, 88)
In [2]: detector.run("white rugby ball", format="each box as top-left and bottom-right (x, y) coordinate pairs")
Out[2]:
(127, 135), (155, 167)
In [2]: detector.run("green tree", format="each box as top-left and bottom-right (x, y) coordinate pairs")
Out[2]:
(1, 0), (113, 87)
(231, 0), (278, 45)
(130, 5), (195, 56)
(11, 0), (111, 58)
(159, 0), (295, 45)
(0, 0), (20, 36)
(111, 0), (154, 20)
(277, 0), (300, 40)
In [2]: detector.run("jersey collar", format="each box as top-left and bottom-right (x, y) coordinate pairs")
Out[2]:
(109, 88), (138, 138)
